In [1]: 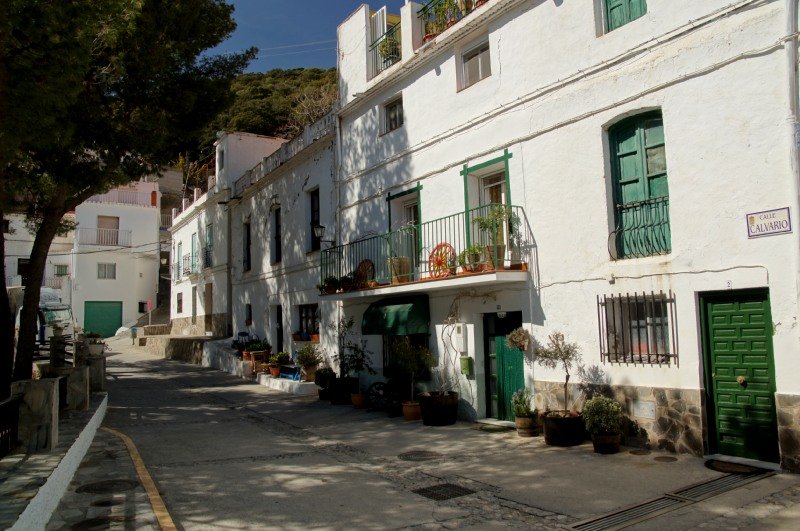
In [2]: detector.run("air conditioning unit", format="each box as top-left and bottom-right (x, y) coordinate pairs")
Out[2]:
(453, 322), (467, 354)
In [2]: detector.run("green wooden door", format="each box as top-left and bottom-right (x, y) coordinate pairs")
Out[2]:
(703, 291), (779, 462)
(84, 301), (122, 338)
(491, 337), (524, 421)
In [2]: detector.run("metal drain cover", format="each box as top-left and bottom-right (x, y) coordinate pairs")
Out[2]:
(704, 459), (764, 474)
(398, 450), (443, 462)
(654, 456), (678, 463)
(413, 483), (475, 501)
(76, 479), (139, 494)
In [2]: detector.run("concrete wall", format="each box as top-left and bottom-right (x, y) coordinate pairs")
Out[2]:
(214, 132), (284, 191)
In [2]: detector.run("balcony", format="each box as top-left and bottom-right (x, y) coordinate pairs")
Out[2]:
(172, 261), (181, 281)
(417, 0), (487, 44)
(610, 196), (671, 259)
(77, 228), (132, 247)
(182, 253), (201, 276)
(86, 189), (156, 208)
(160, 213), (173, 230)
(320, 205), (533, 298)
(202, 246), (213, 269)
(369, 22), (402, 78)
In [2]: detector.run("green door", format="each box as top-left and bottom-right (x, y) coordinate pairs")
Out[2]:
(702, 290), (779, 462)
(84, 301), (123, 338)
(490, 337), (524, 421)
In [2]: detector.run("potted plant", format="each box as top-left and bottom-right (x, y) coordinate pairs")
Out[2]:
(458, 244), (485, 273)
(435, 0), (460, 30)
(418, 363), (460, 426)
(319, 276), (339, 295)
(385, 224), (414, 284)
(391, 338), (433, 421)
(340, 341), (375, 409)
(511, 388), (538, 437)
(583, 395), (623, 454)
(534, 331), (585, 446)
(506, 327), (531, 352)
(268, 351), (291, 378)
(85, 332), (105, 356)
(377, 35), (400, 66)
(314, 367), (336, 400)
(297, 343), (323, 382)
(473, 204), (511, 270)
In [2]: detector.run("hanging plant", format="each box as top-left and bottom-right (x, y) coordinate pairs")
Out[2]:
(506, 326), (531, 351)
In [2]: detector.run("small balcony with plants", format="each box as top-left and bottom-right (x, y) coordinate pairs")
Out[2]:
(319, 204), (533, 299)
(369, 21), (402, 78)
(418, 0), (489, 45)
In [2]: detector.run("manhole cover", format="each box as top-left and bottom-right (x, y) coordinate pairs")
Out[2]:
(398, 450), (443, 462)
(90, 499), (124, 507)
(413, 483), (475, 501)
(71, 515), (132, 530)
(629, 449), (651, 456)
(704, 459), (764, 474)
(76, 479), (138, 494)
(654, 456), (678, 463)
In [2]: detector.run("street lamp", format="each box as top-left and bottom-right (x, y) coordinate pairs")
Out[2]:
(313, 224), (335, 246)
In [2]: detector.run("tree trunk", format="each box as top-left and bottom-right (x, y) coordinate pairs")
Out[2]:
(563, 373), (570, 413)
(0, 211), (12, 401)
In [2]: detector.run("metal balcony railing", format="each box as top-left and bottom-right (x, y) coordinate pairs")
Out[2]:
(418, 0), (484, 43)
(182, 253), (201, 276)
(369, 22), (402, 78)
(172, 261), (181, 281)
(86, 189), (156, 208)
(320, 204), (532, 290)
(202, 246), (213, 269)
(77, 228), (132, 247)
(610, 196), (671, 259)
(43, 277), (65, 289)
(160, 213), (173, 230)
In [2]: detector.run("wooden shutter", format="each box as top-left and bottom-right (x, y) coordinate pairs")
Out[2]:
(606, 0), (647, 32)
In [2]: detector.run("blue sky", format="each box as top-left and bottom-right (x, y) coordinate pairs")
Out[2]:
(210, 0), (407, 72)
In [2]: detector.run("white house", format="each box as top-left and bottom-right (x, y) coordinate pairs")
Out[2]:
(170, 132), (285, 337)
(72, 181), (161, 336)
(325, 0), (800, 471)
(4, 213), (74, 294)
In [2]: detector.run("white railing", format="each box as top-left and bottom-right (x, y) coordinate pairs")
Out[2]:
(160, 213), (173, 229)
(86, 190), (156, 208)
(77, 227), (132, 247)
(43, 277), (65, 289)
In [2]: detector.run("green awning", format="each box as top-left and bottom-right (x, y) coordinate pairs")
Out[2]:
(362, 295), (429, 336)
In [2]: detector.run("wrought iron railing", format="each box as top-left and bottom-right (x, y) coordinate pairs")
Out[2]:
(182, 253), (201, 276)
(369, 22), (402, 78)
(172, 261), (181, 281)
(611, 196), (671, 259)
(86, 189), (156, 208)
(418, 0), (484, 42)
(320, 204), (531, 290)
(202, 246), (213, 269)
(597, 291), (678, 365)
(77, 228), (132, 247)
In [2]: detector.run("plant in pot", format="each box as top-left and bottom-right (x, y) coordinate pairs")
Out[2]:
(319, 276), (339, 295)
(506, 210), (527, 270)
(534, 331), (585, 446)
(377, 35), (400, 66)
(84, 332), (105, 356)
(473, 204), (511, 270)
(418, 363), (460, 427)
(506, 326), (532, 352)
(314, 367), (336, 400)
(435, 0), (460, 30)
(268, 351), (291, 378)
(338, 274), (355, 293)
(458, 243), (485, 273)
(385, 223), (414, 284)
(583, 395), (623, 454)
(297, 343), (323, 382)
(329, 316), (375, 406)
(511, 388), (539, 437)
(392, 338), (433, 421)
(338, 340), (375, 409)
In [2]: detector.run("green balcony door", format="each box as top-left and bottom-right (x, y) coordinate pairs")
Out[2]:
(84, 301), (122, 338)
(702, 290), (779, 462)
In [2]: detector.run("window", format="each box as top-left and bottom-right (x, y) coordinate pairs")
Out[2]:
(54, 264), (69, 277)
(204, 223), (213, 268)
(605, 0), (647, 32)
(461, 41), (491, 89)
(481, 172), (506, 206)
(273, 208), (282, 263)
(299, 304), (319, 335)
(243, 221), (251, 271)
(383, 97), (403, 133)
(245, 303), (252, 325)
(97, 263), (116, 279)
(176, 293), (183, 314)
(275, 305), (284, 353)
(191, 232), (198, 272)
(218, 148), (224, 171)
(598, 291), (676, 364)
(192, 287), (197, 324)
(97, 215), (120, 245)
(17, 258), (30, 283)
(138, 301), (147, 313)
(609, 111), (670, 258)
(176, 241), (183, 279)
(2, 220), (9, 233)
(309, 189), (320, 251)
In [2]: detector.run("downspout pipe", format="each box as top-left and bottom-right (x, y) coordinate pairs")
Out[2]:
(786, 0), (800, 353)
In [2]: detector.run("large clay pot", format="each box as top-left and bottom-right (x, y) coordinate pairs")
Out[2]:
(541, 411), (585, 447)
(351, 392), (367, 409)
(302, 365), (317, 383)
(419, 391), (459, 426)
(87, 343), (105, 356)
(591, 433), (622, 454)
(269, 365), (281, 378)
(402, 401), (421, 421)
(515, 416), (539, 437)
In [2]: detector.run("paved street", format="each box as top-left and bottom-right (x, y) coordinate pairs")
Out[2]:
(48, 337), (800, 529)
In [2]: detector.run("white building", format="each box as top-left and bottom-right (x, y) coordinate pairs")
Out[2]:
(4, 213), (74, 294)
(72, 181), (161, 336)
(170, 132), (285, 337)
(325, 0), (800, 471)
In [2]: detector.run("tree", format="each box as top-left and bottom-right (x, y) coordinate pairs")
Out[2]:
(1, 0), (256, 394)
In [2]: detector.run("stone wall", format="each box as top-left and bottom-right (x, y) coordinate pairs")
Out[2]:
(777, 394), (800, 473)
(170, 313), (227, 337)
(534, 380), (704, 457)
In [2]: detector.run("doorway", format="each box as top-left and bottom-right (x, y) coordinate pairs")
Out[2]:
(483, 311), (523, 420)
(204, 284), (213, 332)
(701, 289), (779, 463)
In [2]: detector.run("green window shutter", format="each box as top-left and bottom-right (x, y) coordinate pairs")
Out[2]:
(605, 0), (647, 32)
(610, 112), (670, 258)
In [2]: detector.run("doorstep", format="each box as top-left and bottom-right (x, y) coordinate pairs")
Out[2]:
(255, 374), (317, 396)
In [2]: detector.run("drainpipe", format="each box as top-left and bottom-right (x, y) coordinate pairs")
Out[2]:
(787, 0), (800, 342)
(226, 199), (233, 338)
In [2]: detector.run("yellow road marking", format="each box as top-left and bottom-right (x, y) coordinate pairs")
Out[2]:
(101, 426), (177, 531)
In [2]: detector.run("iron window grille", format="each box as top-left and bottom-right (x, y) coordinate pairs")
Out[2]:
(299, 304), (319, 335)
(597, 290), (677, 365)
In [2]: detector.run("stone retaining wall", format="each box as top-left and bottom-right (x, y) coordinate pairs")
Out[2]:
(170, 313), (227, 338)
(777, 393), (800, 473)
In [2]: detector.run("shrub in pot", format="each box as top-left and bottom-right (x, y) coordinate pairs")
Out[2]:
(297, 343), (323, 382)
(314, 367), (336, 401)
(268, 352), (291, 378)
(583, 395), (623, 454)
(511, 388), (538, 437)
(333, 317), (375, 408)
(392, 338), (433, 421)
(534, 331), (585, 446)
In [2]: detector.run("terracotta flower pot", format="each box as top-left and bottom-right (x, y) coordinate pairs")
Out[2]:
(269, 365), (281, 378)
(302, 365), (317, 383)
(351, 392), (367, 409)
(402, 401), (421, 421)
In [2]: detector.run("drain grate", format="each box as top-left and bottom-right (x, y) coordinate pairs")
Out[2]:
(413, 483), (475, 501)
(570, 470), (772, 530)
(398, 450), (443, 462)
(76, 479), (139, 494)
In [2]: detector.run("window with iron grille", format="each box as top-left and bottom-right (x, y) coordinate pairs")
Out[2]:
(597, 291), (677, 365)
(54, 264), (69, 277)
(176, 293), (183, 314)
(383, 97), (403, 134)
(273, 208), (282, 263)
(243, 221), (251, 271)
(299, 304), (319, 335)
(309, 189), (320, 251)
(97, 263), (116, 279)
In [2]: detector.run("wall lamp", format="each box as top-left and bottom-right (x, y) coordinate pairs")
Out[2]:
(313, 225), (335, 246)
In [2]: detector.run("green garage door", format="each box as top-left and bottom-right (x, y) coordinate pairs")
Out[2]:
(84, 301), (122, 338)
